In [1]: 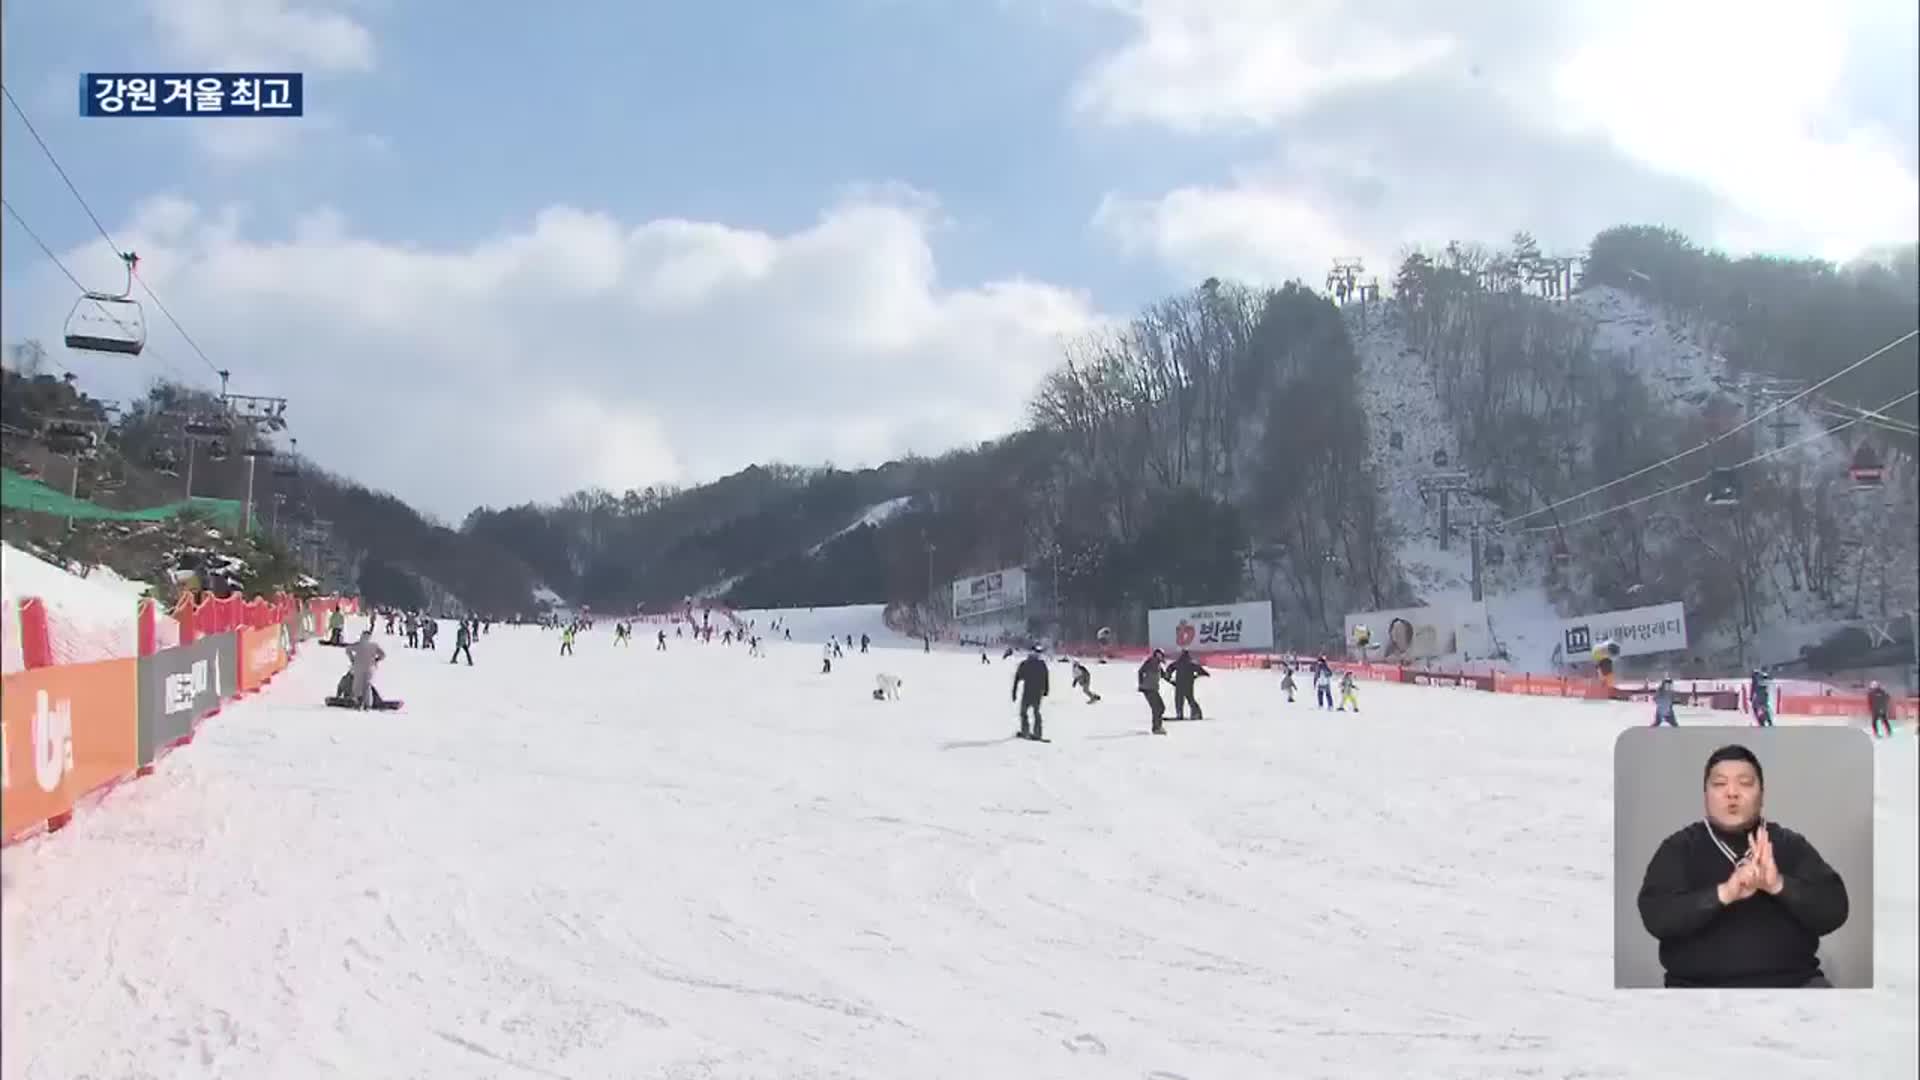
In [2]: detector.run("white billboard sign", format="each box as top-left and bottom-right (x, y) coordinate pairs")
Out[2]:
(1557, 601), (1688, 660)
(1344, 602), (1490, 662)
(1148, 601), (1275, 653)
(951, 567), (1027, 620)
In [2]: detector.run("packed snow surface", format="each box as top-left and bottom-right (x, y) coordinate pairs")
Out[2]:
(2, 624), (1913, 1079)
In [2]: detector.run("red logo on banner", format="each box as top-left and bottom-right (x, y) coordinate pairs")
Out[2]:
(1175, 620), (1196, 647)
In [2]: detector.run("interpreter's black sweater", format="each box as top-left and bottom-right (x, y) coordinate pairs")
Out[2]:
(1636, 820), (1849, 988)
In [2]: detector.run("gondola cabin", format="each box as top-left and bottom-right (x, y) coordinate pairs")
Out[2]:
(1848, 443), (1884, 489)
(1704, 468), (1741, 506)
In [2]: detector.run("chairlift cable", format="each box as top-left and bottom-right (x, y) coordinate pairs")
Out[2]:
(1516, 388), (1919, 535)
(1497, 328), (1919, 529)
(3, 82), (226, 381)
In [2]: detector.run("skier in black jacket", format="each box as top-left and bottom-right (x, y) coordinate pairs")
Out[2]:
(1165, 649), (1210, 720)
(1137, 650), (1169, 734)
(1011, 647), (1050, 740)
(1866, 681), (1893, 738)
(1635, 744), (1849, 987)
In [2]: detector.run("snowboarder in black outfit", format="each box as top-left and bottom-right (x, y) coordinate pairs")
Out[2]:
(1166, 649), (1209, 720)
(450, 621), (474, 665)
(860, 633), (870, 654)
(1012, 647), (1050, 739)
(1137, 649), (1169, 734)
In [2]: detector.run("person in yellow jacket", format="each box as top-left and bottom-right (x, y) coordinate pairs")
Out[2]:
(1337, 671), (1360, 712)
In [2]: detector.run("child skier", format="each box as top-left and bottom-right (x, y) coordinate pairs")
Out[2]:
(1279, 661), (1297, 704)
(1651, 675), (1677, 727)
(1337, 671), (1360, 712)
(560, 624), (576, 656)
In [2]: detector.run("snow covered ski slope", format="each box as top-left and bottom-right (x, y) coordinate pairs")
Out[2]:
(3, 627), (1913, 1078)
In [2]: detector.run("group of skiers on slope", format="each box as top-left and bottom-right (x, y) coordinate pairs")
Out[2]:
(1005, 646), (1226, 739)
(1275, 657), (1359, 711)
(1648, 669), (1897, 736)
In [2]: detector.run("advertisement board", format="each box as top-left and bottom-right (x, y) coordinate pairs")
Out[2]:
(1345, 603), (1489, 662)
(1556, 601), (1688, 661)
(951, 567), (1027, 620)
(1148, 601), (1275, 653)
(136, 632), (236, 765)
(2, 658), (139, 841)
(238, 622), (291, 693)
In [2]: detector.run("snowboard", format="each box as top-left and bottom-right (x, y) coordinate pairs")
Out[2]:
(1015, 731), (1051, 742)
(325, 697), (404, 711)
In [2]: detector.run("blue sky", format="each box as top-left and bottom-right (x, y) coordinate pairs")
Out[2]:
(3, 0), (1914, 521)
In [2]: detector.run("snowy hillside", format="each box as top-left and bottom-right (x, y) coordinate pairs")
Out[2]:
(1349, 286), (1912, 672)
(2, 626), (1912, 1077)
(807, 495), (915, 556)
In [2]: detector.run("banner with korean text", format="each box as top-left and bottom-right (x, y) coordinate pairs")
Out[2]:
(1147, 602), (1275, 653)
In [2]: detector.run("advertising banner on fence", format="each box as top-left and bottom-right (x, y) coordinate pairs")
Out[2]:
(1148, 601), (1275, 653)
(952, 567), (1027, 620)
(136, 632), (236, 765)
(2, 657), (139, 841)
(1555, 601), (1687, 661)
(238, 622), (291, 692)
(1345, 603), (1489, 662)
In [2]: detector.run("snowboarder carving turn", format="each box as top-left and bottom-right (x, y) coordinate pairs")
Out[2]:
(1071, 660), (1101, 703)
(1012, 646), (1050, 740)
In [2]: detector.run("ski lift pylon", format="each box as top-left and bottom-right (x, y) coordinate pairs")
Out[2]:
(61, 252), (146, 356)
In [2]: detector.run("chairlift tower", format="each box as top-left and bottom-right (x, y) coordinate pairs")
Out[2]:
(1416, 468), (1474, 553)
(1327, 258), (1366, 306)
(39, 413), (112, 528)
(208, 389), (291, 537)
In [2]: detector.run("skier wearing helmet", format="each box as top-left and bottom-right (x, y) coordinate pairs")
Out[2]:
(1866, 681), (1893, 738)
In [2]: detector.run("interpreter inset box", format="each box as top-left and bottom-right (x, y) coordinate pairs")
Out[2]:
(1613, 726), (1873, 988)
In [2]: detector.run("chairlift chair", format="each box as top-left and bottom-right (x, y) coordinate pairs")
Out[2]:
(1388, 431), (1404, 451)
(184, 417), (230, 439)
(1551, 537), (1571, 564)
(243, 443), (276, 459)
(1432, 449), (1450, 468)
(61, 252), (147, 356)
(1848, 443), (1884, 490)
(1704, 467), (1741, 506)
(208, 440), (230, 461)
(273, 458), (299, 479)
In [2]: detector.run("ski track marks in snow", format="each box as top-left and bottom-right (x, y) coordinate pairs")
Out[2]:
(1, 626), (1914, 1079)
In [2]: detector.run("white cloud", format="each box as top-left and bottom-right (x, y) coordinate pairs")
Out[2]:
(134, 0), (378, 163)
(141, 0), (375, 72)
(1078, 0), (1919, 276)
(3, 190), (1102, 520)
